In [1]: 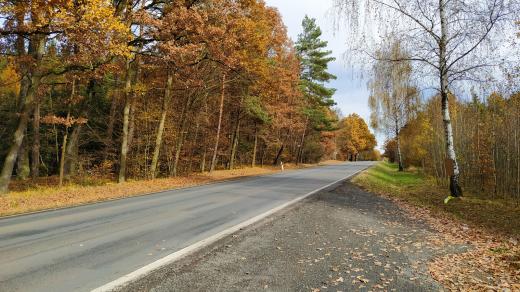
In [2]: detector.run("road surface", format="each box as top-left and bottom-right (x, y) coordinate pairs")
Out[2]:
(0, 162), (373, 292)
(124, 180), (462, 292)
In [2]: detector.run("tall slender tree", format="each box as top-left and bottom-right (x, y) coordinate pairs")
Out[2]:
(369, 41), (419, 171)
(295, 16), (338, 163)
(296, 16), (337, 108)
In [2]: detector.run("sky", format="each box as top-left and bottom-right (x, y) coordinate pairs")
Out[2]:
(263, 0), (385, 148)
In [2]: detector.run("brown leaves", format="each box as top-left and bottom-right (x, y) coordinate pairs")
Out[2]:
(41, 115), (88, 127)
(384, 195), (520, 290)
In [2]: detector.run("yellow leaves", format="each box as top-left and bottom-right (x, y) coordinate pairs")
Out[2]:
(64, 0), (131, 57)
(132, 82), (148, 96)
(337, 114), (377, 157)
(13, 0), (130, 58)
(0, 60), (20, 97)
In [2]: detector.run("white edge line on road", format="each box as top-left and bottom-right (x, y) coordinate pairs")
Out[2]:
(91, 167), (368, 292)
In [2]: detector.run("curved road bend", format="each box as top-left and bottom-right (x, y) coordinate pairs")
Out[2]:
(0, 162), (374, 292)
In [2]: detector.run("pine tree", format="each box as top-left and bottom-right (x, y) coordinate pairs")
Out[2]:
(295, 16), (337, 107)
(294, 16), (338, 163)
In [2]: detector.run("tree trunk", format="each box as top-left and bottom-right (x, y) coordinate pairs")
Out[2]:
(0, 36), (44, 194)
(395, 120), (404, 171)
(64, 124), (81, 177)
(171, 91), (191, 176)
(31, 96), (41, 179)
(187, 120), (200, 174)
(439, 0), (462, 197)
(251, 125), (258, 168)
(172, 94), (192, 177)
(105, 80), (118, 161)
(150, 73), (173, 179)
(201, 148), (207, 173)
(119, 98), (130, 183)
(127, 98), (136, 150)
(297, 118), (308, 165)
(118, 60), (134, 183)
(59, 119), (69, 187)
(172, 122), (187, 177)
(59, 80), (76, 187)
(15, 34), (31, 181)
(16, 140), (30, 180)
(228, 115), (240, 170)
(260, 143), (266, 166)
(210, 73), (226, 173)
(273, 144), (284, 166)
(200, 94), (210, 173)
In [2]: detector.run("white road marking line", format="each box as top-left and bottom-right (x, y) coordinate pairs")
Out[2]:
(92, 167), (367, 292)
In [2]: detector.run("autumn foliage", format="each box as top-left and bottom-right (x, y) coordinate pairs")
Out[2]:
(0, 0), (377, 194)
(384, 92), (520, 201)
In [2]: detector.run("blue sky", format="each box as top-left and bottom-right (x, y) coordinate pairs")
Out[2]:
(264, 0), (384, 148)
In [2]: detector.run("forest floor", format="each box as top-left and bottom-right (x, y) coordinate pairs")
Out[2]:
(0, 161), (342, 218)
(122, 162), (519, 292)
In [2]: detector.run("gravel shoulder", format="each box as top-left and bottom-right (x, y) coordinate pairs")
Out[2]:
(123, 180), (466, 292)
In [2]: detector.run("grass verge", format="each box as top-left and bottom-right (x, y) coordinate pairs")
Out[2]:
(0, 162), (330, 218)
(352, 161), (520, 238)
(353, 162), (520, 290)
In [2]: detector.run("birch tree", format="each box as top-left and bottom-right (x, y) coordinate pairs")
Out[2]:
(335, 0), (518, 198)
(369, 41), (419, 171)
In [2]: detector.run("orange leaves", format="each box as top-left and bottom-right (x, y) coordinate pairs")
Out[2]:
(154, 1), (208, 67)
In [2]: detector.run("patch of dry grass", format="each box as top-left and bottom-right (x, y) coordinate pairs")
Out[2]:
(0, 162), (331, 218)
(353, 162), (520, 237)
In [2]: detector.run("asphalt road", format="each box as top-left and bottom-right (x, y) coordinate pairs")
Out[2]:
(126, 180), (461, 292)
(0, 162), (373, 292)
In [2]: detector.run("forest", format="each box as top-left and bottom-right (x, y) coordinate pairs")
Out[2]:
(333, 0), (519, 201)
(0, 0), (377, 194)
(383, 91), (520, 201)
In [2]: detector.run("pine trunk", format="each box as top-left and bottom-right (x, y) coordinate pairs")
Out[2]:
(297, 119), (308, 165)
